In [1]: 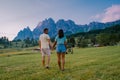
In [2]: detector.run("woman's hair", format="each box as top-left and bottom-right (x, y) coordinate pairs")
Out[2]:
(58, 29), (64, 38)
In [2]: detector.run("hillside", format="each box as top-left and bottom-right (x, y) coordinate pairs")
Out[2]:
(71, 24), (120, 37)
(0, 46), (120, 80)
(67, 24), (120, 47)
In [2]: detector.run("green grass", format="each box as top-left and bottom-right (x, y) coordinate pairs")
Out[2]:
(0, 46), (120, 80)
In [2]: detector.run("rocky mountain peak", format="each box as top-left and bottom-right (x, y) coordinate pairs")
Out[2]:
(14, 19), (120, 40)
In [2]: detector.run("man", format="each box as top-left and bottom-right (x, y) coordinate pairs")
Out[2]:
(39, 28), (51, 69)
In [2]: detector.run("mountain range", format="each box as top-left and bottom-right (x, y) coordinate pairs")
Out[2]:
(14, 18), (120, 40)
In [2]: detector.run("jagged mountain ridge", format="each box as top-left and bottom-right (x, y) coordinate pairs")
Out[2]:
(14, 27), (33, 40)
(14, 18), (120, 40)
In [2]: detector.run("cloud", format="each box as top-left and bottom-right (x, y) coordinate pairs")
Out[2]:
(93, 5), (120, 22)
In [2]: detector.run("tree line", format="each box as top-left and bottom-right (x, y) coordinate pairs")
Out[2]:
(0, 37), (38, 49)
(67, 24), (120, 47)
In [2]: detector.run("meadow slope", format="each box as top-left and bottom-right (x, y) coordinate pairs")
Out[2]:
(0, 46), (120, 80)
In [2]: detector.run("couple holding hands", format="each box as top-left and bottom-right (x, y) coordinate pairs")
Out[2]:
(39, 28), (67, 71)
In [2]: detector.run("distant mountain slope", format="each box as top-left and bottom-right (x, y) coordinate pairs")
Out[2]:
(71, 24), (120, 37)
(14, 18), (120, 40)
(14, 27), (33, 40)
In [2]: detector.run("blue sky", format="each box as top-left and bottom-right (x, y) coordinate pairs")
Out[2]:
(0, 0), (120, 40)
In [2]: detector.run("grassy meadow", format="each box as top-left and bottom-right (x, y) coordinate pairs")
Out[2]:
(0, 46), (120, 80)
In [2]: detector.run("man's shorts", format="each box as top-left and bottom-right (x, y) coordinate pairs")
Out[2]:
(56, 44), (66, 53)
(41, 48), (51, 56)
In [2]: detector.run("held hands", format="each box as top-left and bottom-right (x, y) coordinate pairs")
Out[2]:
(49, 44), (54, 51)
(49, 42), (56, 51)
(51, 46), (54, 51)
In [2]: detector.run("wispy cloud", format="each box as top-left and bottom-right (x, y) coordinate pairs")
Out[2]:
(92, 5), (120, 22)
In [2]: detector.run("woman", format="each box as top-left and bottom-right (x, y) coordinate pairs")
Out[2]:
(53, 29), (67, 71)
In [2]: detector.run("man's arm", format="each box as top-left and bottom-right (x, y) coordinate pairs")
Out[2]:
(46, 34), (51, 48)
(53, 41), (57, 49)
(47, 39), (52, 49)
(47, 39), (50, 44)
(38, 40), (41, 50)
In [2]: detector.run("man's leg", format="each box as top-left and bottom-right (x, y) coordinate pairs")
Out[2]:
(46, 55), (50, 67)
(46, 48), (51, 68)
(41, 49), (45, 67)
(42, 56), (45, 67)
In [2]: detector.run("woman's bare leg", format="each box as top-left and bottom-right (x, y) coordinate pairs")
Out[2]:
(61, 53), (65, 71)
(57, 53), (61, 70)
